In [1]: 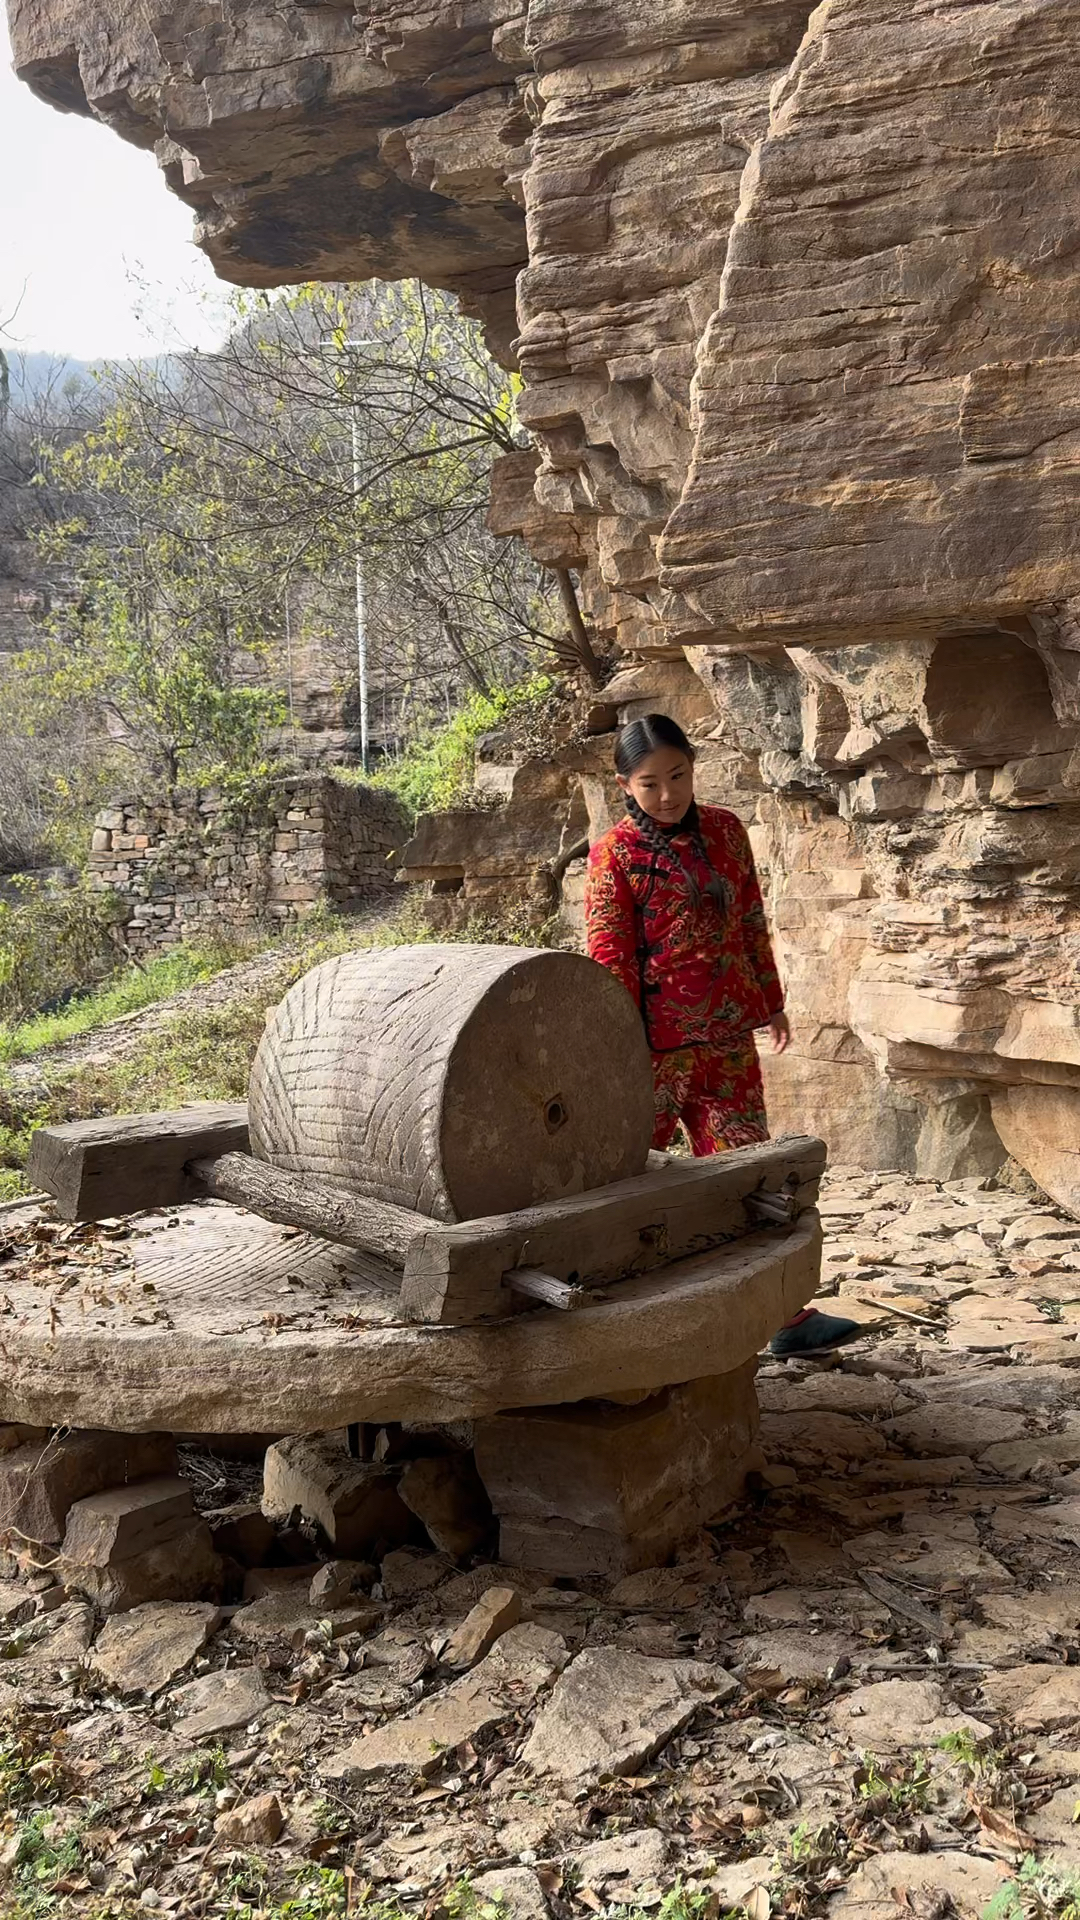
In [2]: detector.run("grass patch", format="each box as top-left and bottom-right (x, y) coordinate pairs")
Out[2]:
(0, 939), (253, 1063)
(984, 1857), (1080, 1919)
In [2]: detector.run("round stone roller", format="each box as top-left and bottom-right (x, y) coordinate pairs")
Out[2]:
(248, 944), (655, 1221)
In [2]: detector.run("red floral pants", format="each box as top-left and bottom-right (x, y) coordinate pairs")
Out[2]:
(651, 1034), (768, 1155)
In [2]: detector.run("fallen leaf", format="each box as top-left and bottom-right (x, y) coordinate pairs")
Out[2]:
(970, 1794), (1027, 1851)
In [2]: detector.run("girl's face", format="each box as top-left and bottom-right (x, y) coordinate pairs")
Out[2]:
(618, 747), (695, 825)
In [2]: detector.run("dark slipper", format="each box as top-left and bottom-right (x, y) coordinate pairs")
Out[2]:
(769, 1309), (863, 1359)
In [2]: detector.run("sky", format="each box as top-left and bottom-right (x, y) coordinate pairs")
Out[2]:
(0, 39), (232, 362)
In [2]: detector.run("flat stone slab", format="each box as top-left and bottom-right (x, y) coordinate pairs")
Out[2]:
(88, 1600), (222, 1696)
(0, 1203), (821, 1431)
(322, 1622), (566, 1780)
(521, 1647), (737, 1786)
(172, 1667), (272, 1739)
(827, 1850), (1011, 1919)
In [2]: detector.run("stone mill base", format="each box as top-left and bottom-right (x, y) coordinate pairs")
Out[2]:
(0, 1363), (761, 1608)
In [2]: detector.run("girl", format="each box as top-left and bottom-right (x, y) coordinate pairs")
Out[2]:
(585, 712), (857, 1358)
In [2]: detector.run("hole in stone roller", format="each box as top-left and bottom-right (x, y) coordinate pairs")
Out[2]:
(544, 1096), (568, 1134)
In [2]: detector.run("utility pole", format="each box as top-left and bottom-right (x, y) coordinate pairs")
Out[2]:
(343, 338), (378, 773)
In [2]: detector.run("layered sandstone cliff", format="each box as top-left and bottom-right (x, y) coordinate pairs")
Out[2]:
(13, 0), (1080, 1206)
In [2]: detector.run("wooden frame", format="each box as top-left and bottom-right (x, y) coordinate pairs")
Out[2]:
(26, 1107), (825, 1328)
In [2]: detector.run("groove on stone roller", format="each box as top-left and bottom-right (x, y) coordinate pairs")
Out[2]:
(248, 944), (656, 1222)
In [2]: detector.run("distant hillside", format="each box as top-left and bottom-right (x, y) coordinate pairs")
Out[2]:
(4, 351), (176, 406)
(7, 352), (100, 401)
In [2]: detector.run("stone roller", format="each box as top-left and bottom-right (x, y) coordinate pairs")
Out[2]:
(246, 944), (656, 1222)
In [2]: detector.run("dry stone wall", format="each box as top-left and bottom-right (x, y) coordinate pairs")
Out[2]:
(90, 777), (408, 955)
(15, 0), (1080, 1205)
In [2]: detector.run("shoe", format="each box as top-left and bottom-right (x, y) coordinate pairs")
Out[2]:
(769, 1309), (862, 1359)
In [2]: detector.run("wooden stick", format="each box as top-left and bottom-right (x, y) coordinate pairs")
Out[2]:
(187, 1152), (428, 1267)
(503, 1267), (588, 1311)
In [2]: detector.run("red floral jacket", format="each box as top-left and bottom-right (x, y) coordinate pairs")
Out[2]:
(584, 805), (784, 1052)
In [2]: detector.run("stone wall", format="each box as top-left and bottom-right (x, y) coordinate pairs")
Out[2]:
(90, 777), (409, 954)
(16, 0), (1080, 1208)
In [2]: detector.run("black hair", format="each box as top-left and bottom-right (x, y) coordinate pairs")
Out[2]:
(613, 712), (695, 778)
(613, 712), (729, 915)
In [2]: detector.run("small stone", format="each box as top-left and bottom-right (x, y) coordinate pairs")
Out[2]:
(706, 1859), (776, 1905)
(232, 1587), (378, 1645)
(309, 1560), (370, 1608)
(89, 1601), (222, 1695)
(172, 1667), (271, 1739)
(242, 1565), (321, 1601)
(443, 1585), (522, 1667)
(736, 1629), (857, 1685)
(743, 1587), (890, 1631)
(0, 1580), (38, 1631)
(398, 1452), (493, 1558)
(759, 1411), (890, 1467)
(9, 1600), (94, 1676)
(471, 1867), (548, 1920)
(885, 1405), (1027, 1457)
(608, 1566), (714, 1610)
(842, 1534), (1013, 1591)
(573, 1827), (668, 1888)
(980, 1665), (1080, 1730)
(981, 1421), (1080, 1476)
(522, 1648), (737, 1786)
(827, 1848), (1010, 1918)
(214, 1790), (283, 1848)
(1026, 1783), (1080, 1846)
(380, 1547), (455, 1598)
(759, 1374), (913, 1419)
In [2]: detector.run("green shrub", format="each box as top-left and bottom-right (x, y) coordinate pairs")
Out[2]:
(0, 878), (125, 1029)
(356, 675), (554, 819)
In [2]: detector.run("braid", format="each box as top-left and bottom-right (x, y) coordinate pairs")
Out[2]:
(625, 793), (701, 905)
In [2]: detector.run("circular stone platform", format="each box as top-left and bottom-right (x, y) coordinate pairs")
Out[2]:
(0, 1201), (821, 1433)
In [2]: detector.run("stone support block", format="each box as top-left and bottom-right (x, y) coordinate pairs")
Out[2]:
(397, 1452), (493, 1559)
(262, 1435), (417, 1557)
(473, 1364), (761, 1578)
(60, 1476), (222, 1613)
(0, 1429), (179, 1549)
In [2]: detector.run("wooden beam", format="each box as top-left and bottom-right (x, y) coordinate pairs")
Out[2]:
(188, 1152), (428, 1268)
(27, 1105), (250, 1222)
(399, 1134), (826, 1325)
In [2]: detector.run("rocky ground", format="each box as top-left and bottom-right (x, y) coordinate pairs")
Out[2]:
(4, 1166), (1080, 1918)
